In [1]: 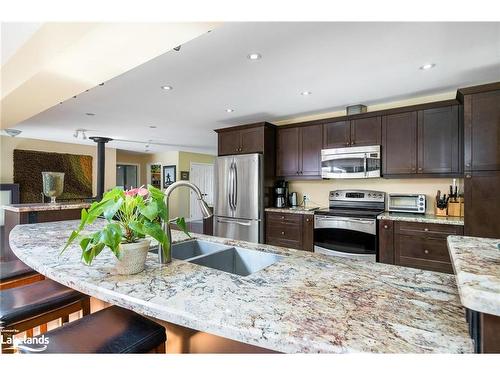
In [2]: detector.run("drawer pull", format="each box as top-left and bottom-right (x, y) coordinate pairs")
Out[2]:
(424, 249), (429, 254)
(281, 216), (285, 220)
(424, 228), (429, 232)
(281, 231), (285, 235)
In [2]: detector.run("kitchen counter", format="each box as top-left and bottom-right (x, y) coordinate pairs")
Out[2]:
(447, 236), (500, 316)
(265, 207), (317, 215)
(378, 212), (464, 226)
(3, 202), (91, 213)
(9, 220), (473, 353)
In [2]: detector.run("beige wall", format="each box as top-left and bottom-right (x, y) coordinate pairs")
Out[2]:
(177, 151), (216, 218)
(0, 135), (116, 196)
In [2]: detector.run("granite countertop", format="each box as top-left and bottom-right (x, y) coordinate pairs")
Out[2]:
(3, 202), (91, 213)
(447, 236), (500, 316)
(265, 207), (318, 215)
(378, 212), (464, 226)
(10, 220), (473, 353)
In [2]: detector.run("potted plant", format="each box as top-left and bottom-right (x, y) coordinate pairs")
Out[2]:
(62, 185), (189, 275)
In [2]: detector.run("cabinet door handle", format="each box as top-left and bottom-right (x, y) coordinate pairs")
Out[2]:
(281, 231), (285, 235)
(418, 167), (423, 171)
(424, 228), (429, 232)
(411, 167), (416, 171)
(351, 141), (355, 145)
(384, 225), (388, 229)
(424, 249), (429, 254)
(281, 216), (285, 220)
(466, 175), (472, 179)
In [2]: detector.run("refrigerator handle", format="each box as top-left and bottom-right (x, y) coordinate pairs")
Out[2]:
(216, 217), (252, 226)
(233, 161), (238, 210)
(229, 162), (235, 211)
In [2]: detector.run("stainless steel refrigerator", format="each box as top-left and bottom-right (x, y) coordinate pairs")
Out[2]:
(214, 153), (263, 243)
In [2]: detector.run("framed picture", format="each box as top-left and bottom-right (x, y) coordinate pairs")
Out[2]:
(180, 171), (190, 181)
(163, 165), (176, 188)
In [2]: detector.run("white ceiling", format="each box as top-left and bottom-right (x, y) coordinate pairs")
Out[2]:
(10, 22), (500, 154)
(1, 22), (42, 65)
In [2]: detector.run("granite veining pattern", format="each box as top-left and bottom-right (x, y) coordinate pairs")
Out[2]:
(3, 202), (90, 213)
(447, 236), (500, 316)
(9, 220), (473, 353)
(378, 212), (464, 226)
(265, 207), (316, 215)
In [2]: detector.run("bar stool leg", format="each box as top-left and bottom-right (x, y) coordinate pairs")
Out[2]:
(61, 316), (69, 325)
(1, 332), (14, 354)
(82, 297), (91, 316)
(26, 329), (34, 338)
(40, 324), (48, 334)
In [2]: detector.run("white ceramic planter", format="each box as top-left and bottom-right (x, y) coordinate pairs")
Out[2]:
(114, 239), (151, 275)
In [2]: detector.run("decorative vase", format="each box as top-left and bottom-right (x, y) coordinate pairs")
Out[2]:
(114, 239), (151, 275)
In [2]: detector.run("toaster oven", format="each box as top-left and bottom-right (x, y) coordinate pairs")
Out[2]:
(388, 194), (426, 213)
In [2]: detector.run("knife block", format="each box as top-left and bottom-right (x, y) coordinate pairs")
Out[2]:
(435, 206), (448, 216)
(447, 202), (461, 217)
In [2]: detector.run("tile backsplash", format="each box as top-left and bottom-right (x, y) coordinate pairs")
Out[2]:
(288, 178), (463, 214)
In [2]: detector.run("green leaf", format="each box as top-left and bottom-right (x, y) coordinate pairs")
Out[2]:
(61, 230), (79, 254)
(139, 200), (158, 221)
(99, 223), (122, 252)
(147, 184), (165, 201)
(143, 221), (167, 248)
(175, 217), (192, 238)
(128, 220), (145, 235)
(103, 197), (124, 221)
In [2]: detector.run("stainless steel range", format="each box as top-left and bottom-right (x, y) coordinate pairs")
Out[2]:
(314, 190), (385, 262)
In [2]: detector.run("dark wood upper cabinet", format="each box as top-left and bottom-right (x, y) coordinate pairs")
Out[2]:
(277, 124), (322, 178)
(382, 112), (418, 175)
(218, 130), (241, 155)
(463, 89), (500, 171)
(323, 120), (349, 148)
(350, 116), (382, 147)
(216, 123), (270, 156)
(300, 124), (322, 176)
(276, 127), (300, 176)
(417, 105), (460, 174)
(464, 171), (500, 238)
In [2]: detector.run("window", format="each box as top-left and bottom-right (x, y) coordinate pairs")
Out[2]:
(116, 164), (138, 190)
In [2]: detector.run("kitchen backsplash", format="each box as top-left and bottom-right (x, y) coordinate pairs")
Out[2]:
(288, 178), (464, 214)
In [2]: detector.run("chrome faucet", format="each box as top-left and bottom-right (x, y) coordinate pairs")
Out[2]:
(158, 181), (213, 264)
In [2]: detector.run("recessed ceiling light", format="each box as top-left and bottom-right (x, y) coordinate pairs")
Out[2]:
(247, 53), (262, 60)
(85, 112), (95, 116)
(419, 63), (436, 70)
(225, 109), (234, 113)
(300, 91), (312, 96)
(161, 85), (173, 91)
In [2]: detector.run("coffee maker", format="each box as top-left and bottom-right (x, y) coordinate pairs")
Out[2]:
(274, 180), (288, 208)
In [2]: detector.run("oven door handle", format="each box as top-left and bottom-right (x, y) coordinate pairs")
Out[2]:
(315, 216), (374, 225)
(364, 153), (368, 177)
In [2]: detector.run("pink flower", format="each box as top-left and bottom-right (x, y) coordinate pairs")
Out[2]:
(125, 187), (149, 197)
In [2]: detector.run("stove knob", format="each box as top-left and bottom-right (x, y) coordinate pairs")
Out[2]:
(368, 193), (371, 197)
(335, 193), (339, 197)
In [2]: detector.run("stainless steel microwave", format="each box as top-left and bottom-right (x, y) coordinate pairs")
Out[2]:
(321, 145), (381, 179)
(388, 193), (426, 213)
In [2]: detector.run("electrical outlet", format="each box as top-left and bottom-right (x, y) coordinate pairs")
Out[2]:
(303, 193), (311, 203)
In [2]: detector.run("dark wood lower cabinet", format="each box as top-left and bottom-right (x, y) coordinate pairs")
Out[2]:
(265, 212), (313, 251)
(378, 220), (463, 274)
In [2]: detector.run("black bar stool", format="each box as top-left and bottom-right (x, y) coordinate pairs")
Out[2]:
(0, 278), (90, 353)
(0, 259), (44, 290)
(19, 305), (166, 353)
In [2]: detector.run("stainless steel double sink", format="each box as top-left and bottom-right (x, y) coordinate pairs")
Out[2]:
(150, 240), (281, 277)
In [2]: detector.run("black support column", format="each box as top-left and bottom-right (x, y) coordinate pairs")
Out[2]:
(89, 137), (113, 201)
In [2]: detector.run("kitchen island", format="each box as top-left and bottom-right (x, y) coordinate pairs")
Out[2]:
(9, 219), (473, 353)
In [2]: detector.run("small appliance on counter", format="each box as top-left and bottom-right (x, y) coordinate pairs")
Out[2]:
(289, 192), (298, 207)
(388, 193), (426, 214)
(274, 180), (288, 208)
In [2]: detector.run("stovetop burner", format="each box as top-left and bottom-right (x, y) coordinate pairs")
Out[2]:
(315, 189), (386, 218)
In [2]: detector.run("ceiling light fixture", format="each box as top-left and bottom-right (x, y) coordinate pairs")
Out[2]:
(225, 109), (234, 113)
(247, 53), (262, 60)
(161, 85), (173, 91)
(73, 129), (87, 140)
(300, 91), (312, 96)
(419, 63), (436, 70)
(4, 129), (22, 137)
